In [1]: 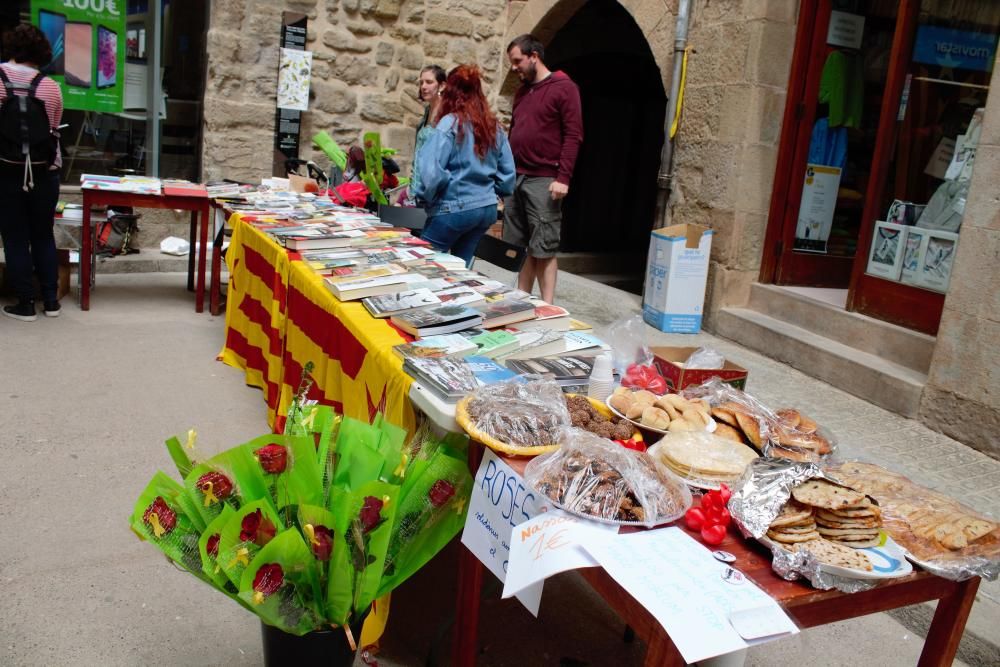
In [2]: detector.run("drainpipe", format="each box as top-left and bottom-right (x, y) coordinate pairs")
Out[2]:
(655, 0), (692, 228)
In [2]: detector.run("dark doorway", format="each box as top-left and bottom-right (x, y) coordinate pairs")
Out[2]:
(545, 0), (667, 254)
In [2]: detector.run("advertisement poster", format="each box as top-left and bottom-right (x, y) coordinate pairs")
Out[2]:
(32, 0), (126, 113)
(276, 48), (312, 111)
(794, 164), (842, 253)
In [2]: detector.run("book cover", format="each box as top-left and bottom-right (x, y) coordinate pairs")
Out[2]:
(468, 329), (520, 358)
(532, 303), (570, 320)
(390, 303), (483, 336)
(325, 273), (424, 300)
(392, 333), (478, 360)
(434, 286), (486, 307)
(362, 288), (442, 318)
(324, 263), (408, 285)
(477, 298), (536, 328)
(505, 355), (595, 383)
(403, 356), (518, 399)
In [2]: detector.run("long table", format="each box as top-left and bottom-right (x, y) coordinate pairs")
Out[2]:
(219, 215), (416, 433)
(451, 447), (981, 667)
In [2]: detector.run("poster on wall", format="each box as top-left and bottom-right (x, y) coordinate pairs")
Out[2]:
(794, 164), (842, 253)
(32, 0), (126, 113)
(277, 48), (312, 111)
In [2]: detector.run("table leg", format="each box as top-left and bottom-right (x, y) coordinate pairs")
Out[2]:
(187, 211), (196, 292)
(196, 204), (208, 313)
(80, 194), (92, 310)
(916, 577), (980, 667)
(210, 212), (222, 316)
(451, 546), (484, 667)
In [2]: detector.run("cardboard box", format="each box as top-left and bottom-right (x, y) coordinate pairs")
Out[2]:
(642, 224), (713, 333)
(650, 346), (749, 392)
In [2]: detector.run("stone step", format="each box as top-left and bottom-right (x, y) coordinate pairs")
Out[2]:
(747, 283), (935, 373)
(715, 307), (926, 417)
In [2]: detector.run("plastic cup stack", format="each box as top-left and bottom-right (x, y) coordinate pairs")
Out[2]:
(587, 354), (615, 403)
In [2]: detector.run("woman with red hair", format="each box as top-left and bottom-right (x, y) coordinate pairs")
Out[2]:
(412, 65), (515, 265)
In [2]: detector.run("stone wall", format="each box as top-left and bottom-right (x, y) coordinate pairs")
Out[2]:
(919, 55), (1000, 458)
(203, 0), (510, 182)
(665, 0), (797, 328)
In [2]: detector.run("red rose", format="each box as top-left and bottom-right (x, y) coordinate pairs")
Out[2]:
(256, 444), (288, 474)
(196, 471), (234, 500)
(311, 525), (334, 561)
(143, 497), (177, 537)
(252, 563), (284, 597)
(428, 480), (456, 508)
(359, 496), (384, 534)
(206, 533), (221, 558)
(240, 509), (276, 546)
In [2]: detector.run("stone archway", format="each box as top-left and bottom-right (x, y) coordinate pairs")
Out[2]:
(497, 0), (674, 256)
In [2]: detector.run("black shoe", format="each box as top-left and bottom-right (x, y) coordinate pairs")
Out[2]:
(44, 300), (61, 317)
(3, 301), (37, 322)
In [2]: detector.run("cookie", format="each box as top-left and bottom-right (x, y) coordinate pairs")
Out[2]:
(791, 479), (865, 510)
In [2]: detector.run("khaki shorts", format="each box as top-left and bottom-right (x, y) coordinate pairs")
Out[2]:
(502, 175), (562, 258)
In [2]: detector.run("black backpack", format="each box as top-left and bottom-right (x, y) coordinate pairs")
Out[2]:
(0, 68), (57, 166)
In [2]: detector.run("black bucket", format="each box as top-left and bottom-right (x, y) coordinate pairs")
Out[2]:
(260, 618), (364, 666)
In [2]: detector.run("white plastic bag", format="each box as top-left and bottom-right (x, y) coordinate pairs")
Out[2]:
(160, 236), (190, 256)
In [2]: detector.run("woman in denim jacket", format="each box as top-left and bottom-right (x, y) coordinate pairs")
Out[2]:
(412, 65), (515, 265)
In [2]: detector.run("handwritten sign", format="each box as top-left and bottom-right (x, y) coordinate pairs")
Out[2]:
(584, 528), (798, 664)
(502, 509), (617, 606)
(461, 449), (551, 613)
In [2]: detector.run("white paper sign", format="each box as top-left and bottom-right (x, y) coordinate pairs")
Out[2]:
(584, 528), (798, 664)
(277, 48), (313, 111)
(502, 509), (617, 604)
(827, 10), (865, 49)
(794, 164), (842, 253)
(461, 449), (552, 614)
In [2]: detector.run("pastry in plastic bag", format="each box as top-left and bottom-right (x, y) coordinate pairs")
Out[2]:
(525, 428), (691, 526)
(456, 378), (572, 456)
(647, 431), (758, 489)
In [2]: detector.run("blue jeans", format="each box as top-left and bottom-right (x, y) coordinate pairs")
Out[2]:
(421, 204), (497, 267)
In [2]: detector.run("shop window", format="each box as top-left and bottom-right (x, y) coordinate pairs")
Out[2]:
(6, 0), (206, 185)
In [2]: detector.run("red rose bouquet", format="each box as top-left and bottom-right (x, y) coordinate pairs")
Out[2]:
(130, 410), (472, 638)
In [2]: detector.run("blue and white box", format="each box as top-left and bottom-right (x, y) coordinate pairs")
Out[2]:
(642, 224), (714, 333)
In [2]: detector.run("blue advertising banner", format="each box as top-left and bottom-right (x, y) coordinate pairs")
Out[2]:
(913, 25), (998, 73)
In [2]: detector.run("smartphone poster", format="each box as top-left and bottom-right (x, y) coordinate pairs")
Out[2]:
(31, 0), (125, 113)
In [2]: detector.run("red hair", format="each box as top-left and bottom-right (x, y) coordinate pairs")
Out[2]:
(435, 65), (498, 159)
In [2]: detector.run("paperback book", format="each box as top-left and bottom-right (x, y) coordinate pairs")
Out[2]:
(392, 333), (478, 360)
(403, 356), (519, 401)
(477, 298), (536, 329)
(505, 355), (595, 386)
(362, 288), (442, 318)
(390, 303), (484, 337)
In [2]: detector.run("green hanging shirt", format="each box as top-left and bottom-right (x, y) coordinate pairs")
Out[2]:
(819, 50), (864, 129)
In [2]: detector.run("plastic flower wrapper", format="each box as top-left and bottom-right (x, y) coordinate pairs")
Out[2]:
(164, 428), (208, 479)
(245, 434), (322, 510)
(183, 445), (269, 526)
(326, 482), (399, 624)
(379, 449), (472, 596)
(199, 505), (241, 594)
(217, 499), (284, 589)
(372, 413), (407, 483)
(131, 471), (207, 577)
(239, 529), (326, 635)
(331, 417), (387, 491)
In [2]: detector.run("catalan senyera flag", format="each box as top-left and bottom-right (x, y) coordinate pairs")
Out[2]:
(218, 215), (291, 428)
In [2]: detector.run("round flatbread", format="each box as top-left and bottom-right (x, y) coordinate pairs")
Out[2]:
(793, 538), (873, 570)
(767, 529), (821, 543)
(771, 524), (818, 535)
(653, 433), (759, 477)
(817, 526), (879, 537)
(816, 507), (880, 521)
(828, 536), (881, 549)
(791, 479), (865, 510)
(815, 516), (881, 529)
(770, 501), (813, 528)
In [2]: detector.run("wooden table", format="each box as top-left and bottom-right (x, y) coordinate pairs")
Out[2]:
(79, 189), (211, 312)
(451, 446), (981, 667)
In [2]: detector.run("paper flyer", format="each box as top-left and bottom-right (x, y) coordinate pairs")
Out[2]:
(277, 47), (312, 111)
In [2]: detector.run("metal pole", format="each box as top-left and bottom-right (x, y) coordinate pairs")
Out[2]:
(655, 0), (692, 227)
(146, 0), (163, 177)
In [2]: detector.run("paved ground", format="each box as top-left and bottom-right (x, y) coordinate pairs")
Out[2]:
(0, 267), (997, 666)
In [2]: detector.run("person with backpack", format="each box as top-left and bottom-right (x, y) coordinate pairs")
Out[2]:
(0, 24), (63, 321)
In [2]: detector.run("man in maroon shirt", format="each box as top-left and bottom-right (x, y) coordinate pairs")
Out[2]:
(502, 34), (583, 305)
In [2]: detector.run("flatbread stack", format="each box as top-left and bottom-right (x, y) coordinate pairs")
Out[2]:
(791, 479), (882, 548)
(766, 500), (820, 544)
(648, 432), (759, 487)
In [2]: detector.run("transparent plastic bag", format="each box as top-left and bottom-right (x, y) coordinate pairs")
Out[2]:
(681, 378), (836, 462)
(599, 314), (653, 376)
(524, 428), (692, 526)
(684, 347), (725, 369)
(459, 377), (572, 451)
(825, 461), (1000, 581)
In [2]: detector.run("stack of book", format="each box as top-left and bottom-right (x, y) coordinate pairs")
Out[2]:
(390, 303), (484, 336)
(403, 356), (519, 401)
